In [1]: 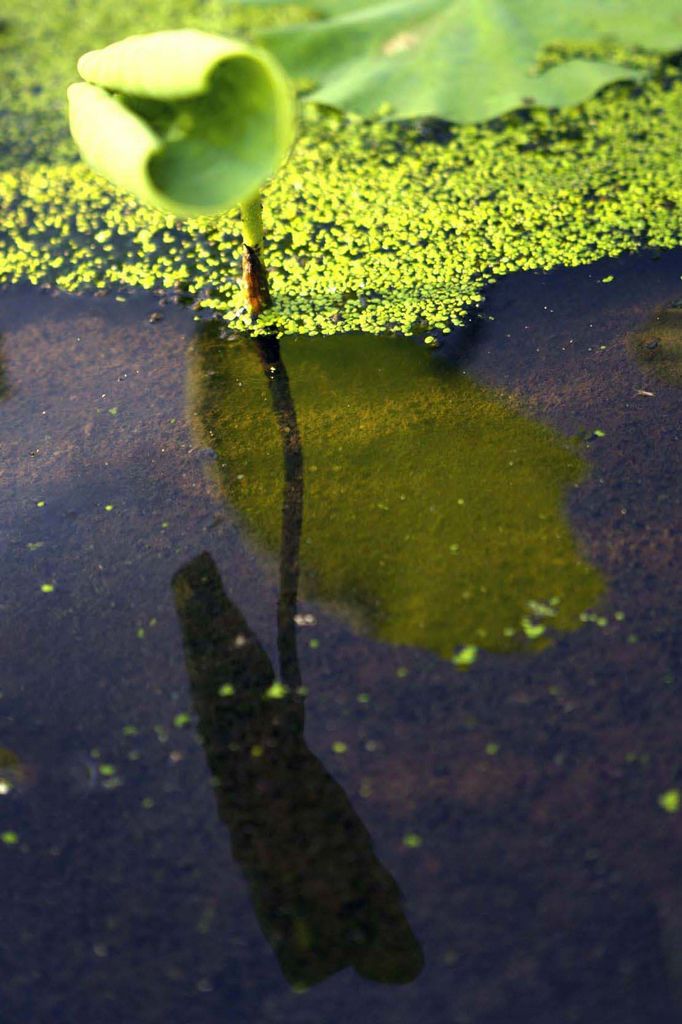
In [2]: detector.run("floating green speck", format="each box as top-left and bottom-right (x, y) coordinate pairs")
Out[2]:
(527, 599), (556, 618)
(485, 742), (500, 756)
(658, 789), (680, 814)
(521, 619), (546, 640)
(264, 681), (288, 699)
(40, 583), (55, 593)
(98, 763), (116, 777)
(173, 712), (191, 728)
(402, 832), (423, 848)
(331, 741), (348, 754)
(1, 831), (19, 845)
(218, 683), (235, 697)
(452, 645), (479, 667)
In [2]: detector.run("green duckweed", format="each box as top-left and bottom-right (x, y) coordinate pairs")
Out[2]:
(658, 789), (681, 814)
(264, 681), (288, 699)
(0, 2), (681, 334)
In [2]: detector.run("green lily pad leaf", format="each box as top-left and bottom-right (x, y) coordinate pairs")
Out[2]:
(190, 332), (604, 659)
(68, 30), (295, 217)
(248, 0), (682, 122)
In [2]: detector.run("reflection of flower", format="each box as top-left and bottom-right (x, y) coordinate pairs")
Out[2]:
(68, 29), (294, 218)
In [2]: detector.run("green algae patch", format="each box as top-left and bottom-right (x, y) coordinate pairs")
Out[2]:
(627, 300), (682, 388)
(188, 332), (603, 658)
(1, 0), (682, 333)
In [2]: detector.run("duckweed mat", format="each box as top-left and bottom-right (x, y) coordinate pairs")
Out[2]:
(1, 2), (682, 334)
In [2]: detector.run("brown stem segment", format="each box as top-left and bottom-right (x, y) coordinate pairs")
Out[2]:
(242, 242), (272, 319)
(240, 193), (272, 318)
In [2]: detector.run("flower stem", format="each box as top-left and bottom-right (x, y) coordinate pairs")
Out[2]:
(240, 192), (272, 319)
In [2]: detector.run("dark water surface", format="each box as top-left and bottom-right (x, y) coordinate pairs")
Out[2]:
(0, 248), (681, 1024)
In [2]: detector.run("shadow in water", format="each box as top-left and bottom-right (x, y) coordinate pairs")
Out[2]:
(173, 336), (423, 990)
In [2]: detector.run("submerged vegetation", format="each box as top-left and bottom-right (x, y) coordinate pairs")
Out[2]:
(627, 298), (682, 388)
(1, 2), (682, 333)
(189, 330), (604, 657)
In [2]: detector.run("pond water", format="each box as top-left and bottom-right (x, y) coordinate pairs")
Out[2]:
(0, 246), (681, 1023)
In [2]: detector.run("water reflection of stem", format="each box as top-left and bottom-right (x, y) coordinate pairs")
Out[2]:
(173, 328), (424, 987)
(255, 335), (303, 690)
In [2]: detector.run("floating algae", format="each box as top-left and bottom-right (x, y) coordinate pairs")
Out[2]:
(1, 0), (682, 334)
